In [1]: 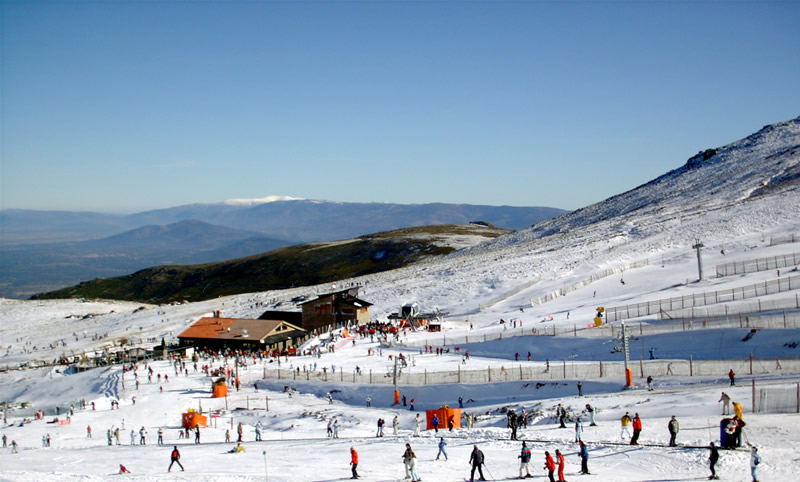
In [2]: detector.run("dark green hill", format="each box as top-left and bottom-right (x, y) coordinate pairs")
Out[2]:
(31, 224), (510, 304)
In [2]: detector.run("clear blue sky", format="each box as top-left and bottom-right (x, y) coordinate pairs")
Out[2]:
(2, 0), (798, 213)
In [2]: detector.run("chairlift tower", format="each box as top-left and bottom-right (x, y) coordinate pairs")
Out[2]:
(692, 239), (705, 281)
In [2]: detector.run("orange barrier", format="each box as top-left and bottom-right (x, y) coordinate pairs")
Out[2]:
(625, 368), (633, 387)
(425, 407), (462, 430)
(182, 411), (207, 428)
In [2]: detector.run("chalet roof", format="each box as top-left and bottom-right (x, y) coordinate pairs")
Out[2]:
(178, 317), (306, 343)
(299, 292), (373, 308)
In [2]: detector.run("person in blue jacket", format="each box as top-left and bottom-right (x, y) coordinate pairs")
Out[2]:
(436, 437), (448, 461)
(579, 440), (590, 474)
(432, 414), (440, 433)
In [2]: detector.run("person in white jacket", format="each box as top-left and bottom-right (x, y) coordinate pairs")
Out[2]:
(413, 414), (421, 437)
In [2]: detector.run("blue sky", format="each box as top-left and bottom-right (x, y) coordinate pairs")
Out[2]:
(2, 0), (798, 213)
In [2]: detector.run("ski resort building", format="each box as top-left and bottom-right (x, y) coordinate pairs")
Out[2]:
(177, 316), (308, 353)
(298, 287), (372, 332)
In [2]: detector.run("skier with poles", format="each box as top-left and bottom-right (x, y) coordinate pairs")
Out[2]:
(469, 445), (486, 482)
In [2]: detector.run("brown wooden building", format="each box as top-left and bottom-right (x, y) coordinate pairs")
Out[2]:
(178, 316), (307, 352)
(299, 288), (372, 332)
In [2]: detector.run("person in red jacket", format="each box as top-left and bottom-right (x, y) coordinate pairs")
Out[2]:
(556, 449), (566, 482)
(168, 446), (184, 472)
(119, 464), (131, 474)
(631, 413), (643, 445)
(350, 446), (359, 479)
(544, 451), (556, 482)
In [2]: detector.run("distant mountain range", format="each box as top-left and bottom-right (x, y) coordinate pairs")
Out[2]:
(0, 201), (566, 298)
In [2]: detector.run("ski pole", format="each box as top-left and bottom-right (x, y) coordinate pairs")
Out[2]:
(483, 463), (495, 480)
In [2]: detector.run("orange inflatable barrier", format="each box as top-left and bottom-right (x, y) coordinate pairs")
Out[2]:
(182, 411), (207, 428)
(425, 407), (462, 430)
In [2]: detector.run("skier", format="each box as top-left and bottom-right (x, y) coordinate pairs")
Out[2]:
(130, 429), (136, 445)
(708, 442), (720, 480)
(719, 392), (731, 415)
(327, 419), (333, 438)
(750, 446), (761, 482)
(586, 404), (597, 426)
(87, 425), (92, 438)
(631, 413), (643, 445)
(544, 451), (556, 482)
(168, 445), (184, 472)
(668, 415), (679, 446)
(410, 399), (415, 411)
(1, 434), (6, 448)
(577, 381), (583, 396)
(729, 369), (736, 386)
(469, 445), (486, 482)
(436, 437), (448, 461)
(194, 426), (200, 444)
(225, 429), (231, 443)
(119, 464), (131, 474)
(255, 421), (262, 441)
(328, 392), (333, 404)
(575, 417), (583, 442)
(558, 404), (567, 428)
(350, 446), (359, 479)
(237, 421), (244, 442)
(139, 426), (147, 445)
(432, 414), (440, 433)
(556, 449), (566, 482)
(647, 375), (654, 391)
(620, 412), (632, 440)
(366, 395), (371, 407)
(393, 416), (399, 436)
(579, 440), (590, 475)
(459, 396), (464, 408)
(518, 441), (533, 478)
(158, 427), (164, 445)
(333, 417), (340, 438)
(414, 413), (422, 436)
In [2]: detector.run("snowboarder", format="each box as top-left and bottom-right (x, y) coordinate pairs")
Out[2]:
(750, 446), (761, 482)
(436, 437), (448, 461)
(575, 417), (583, 442)
(544, 451), (556, 482)
(556, 449), (566, 482)
(469, 445), (486, 482)
(350, 446), (359, 479)
(631, 413), (642, 445)
(168, 446), (184, 472)
(620, 412), (632, 440)
(708, 442), (720, 479)
(729, 369), (736, 386)
(579, 440), (590, 475)
(719, 392), (731, 415)
(668, 415), (679, 446)
(518, 441), (533, 478)
(414, 413), (422, 436)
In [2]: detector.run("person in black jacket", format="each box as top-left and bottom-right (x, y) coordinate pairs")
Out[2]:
(709, 442), (720, 479)
(469, 445), (486, 482)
